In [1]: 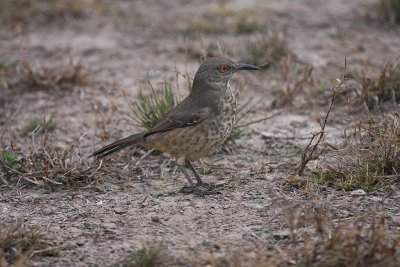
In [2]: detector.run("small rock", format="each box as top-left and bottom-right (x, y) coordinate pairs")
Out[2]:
(370, 196), (382, 202)
(351, 189), (366, 196)
(114, 208), (126, 214)
(151, 216), (160, 223)
(273, 229), (290, 240)
(102, 222), (117, 229)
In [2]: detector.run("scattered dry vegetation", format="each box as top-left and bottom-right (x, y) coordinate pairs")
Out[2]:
(314, 111), (400, 190)
(0, 135), (100, 187)
(178, 41), (234, 62)
(181, 4), (266, 35)
(0, 224), (57, 266)
(114, 242), (165, 267)
(368, 0), (400, 25)
(244, 32), (289, 66)
(344, 61), (400, 110)
(0, 0), (99, 27)
(1, 0), (399, 266)
(271, 58), (315, 108)
(209, 213), (400, 267)
(296, 60), (400, 191)
(1, 61), (90, 92)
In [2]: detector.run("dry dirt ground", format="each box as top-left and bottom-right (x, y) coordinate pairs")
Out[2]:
(1, 0), (400, 266)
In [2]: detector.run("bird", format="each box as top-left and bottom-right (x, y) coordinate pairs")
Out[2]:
(91, 57), (260, 195)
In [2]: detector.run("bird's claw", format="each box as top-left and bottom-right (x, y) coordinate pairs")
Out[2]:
(180, 183), (221, 196)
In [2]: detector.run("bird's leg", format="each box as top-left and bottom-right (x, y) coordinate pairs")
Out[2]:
(186, 160), (204, 185)
(179, 161), (220, 196)
(179, 163), (201, 194)
(178, 165), (194, 187)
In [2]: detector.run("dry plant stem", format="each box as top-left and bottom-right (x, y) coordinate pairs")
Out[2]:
(236, 109), (284, 128)
(30, 245), (69, 256)
(297, 89), (339, 175)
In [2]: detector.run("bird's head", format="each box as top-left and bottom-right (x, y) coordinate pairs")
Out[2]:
(192, 57), (260, 93)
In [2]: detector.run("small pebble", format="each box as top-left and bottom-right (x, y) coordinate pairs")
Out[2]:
(351, 189), (366, 196)
(151, 216), (160, 223)
(114, 208), (126, 214)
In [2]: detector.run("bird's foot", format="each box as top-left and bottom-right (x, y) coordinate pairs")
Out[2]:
(180, 182), (221, 196)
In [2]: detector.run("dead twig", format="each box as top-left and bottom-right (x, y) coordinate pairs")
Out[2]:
(296, 84), (341, 176)
(236, 109), (284, 128)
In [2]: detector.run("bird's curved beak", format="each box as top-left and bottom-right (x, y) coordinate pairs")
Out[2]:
(236, 63), (260, 72)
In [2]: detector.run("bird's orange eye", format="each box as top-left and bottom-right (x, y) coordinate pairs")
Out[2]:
(219, 65), (228, 73)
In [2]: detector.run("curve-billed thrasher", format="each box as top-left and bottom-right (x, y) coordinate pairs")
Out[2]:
(92, 57), (259, 195)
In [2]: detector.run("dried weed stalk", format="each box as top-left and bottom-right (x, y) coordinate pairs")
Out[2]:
(296, 84), (341, 176)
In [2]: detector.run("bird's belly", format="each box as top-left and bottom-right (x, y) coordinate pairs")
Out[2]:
(144, 114), (235, 161)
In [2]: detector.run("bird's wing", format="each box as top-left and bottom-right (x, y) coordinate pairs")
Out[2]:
(144, 97), (210, 137)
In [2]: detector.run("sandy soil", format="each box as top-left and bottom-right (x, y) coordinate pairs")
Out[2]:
(1, 0), (400, 266)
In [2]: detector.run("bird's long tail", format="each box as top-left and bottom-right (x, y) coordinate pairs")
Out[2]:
(90, 133), (145, 158)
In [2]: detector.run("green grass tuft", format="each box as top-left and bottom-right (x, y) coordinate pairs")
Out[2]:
(245, 32), (289, 66)
(129, 79), (177, 130)
(23, 117), (56, 136)
(1, 151), (22, 170)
